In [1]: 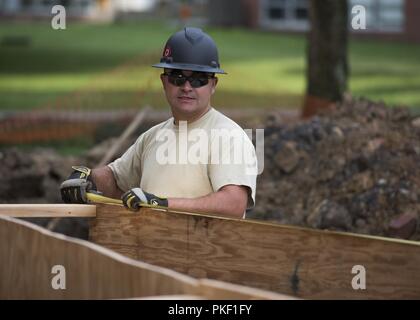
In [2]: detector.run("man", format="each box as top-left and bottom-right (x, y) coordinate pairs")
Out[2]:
(61, 27), (257, 218)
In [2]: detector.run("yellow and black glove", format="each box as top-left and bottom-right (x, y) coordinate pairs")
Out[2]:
(60, 166), (97, 204)
(122, 188), (168, 211)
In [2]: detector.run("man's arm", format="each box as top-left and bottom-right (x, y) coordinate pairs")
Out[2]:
(91, 166), (124, 199)
(168, 184), (248, 218)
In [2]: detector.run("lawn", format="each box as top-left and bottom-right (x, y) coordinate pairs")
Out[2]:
(1, 20), (420, 113)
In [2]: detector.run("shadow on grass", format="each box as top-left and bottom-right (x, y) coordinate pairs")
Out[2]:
(0, 47), (158, 75)
(354, 84), (420, 97)
(0, 89), (303, 111)
(0, 89), (148, 110)
(283, 65), (420, 79)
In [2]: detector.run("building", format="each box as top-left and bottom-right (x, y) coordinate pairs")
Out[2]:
(0, 0), (158, 21)
(210, 0), (420, 43)
(258, 0), (420, 43)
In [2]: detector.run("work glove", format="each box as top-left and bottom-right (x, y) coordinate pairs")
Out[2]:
(60, 166), (97, 204)
(122, 188), (168, 211)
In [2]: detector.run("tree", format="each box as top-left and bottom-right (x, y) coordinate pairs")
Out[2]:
(302, 0), (349, 118)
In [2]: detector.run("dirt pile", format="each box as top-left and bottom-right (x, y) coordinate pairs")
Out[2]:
(0, 148), (80, 203)
(249, 96), (420, 240)
(0, 147), (89, 239)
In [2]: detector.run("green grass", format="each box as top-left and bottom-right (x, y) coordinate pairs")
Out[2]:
(349, 39), (420, 109)
(1, 136), (95, 156)
(1, 21), (420, 112)
(0, 21), (174, 110)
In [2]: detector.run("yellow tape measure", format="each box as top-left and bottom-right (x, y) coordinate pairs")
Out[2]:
(86, 192), (123, 205)
(86, 192), (168, 210)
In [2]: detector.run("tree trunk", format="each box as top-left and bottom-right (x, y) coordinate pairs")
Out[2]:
(302, 0), (349, 118)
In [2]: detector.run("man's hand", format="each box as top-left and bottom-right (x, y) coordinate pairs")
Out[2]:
(60, 166), (97, 204)
(122, 188), (168, 211)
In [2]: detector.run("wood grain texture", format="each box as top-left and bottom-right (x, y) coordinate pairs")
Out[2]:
(0, 215), (289, 299)
(0, 204), (96, 217)
(90, 204), (420, 299)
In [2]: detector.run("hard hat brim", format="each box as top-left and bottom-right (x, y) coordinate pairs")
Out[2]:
(152, 63), (227, 75)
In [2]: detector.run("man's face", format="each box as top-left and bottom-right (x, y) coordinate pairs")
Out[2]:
(160, 69), (218, 122)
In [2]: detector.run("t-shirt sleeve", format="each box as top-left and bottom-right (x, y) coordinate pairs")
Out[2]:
(107, 134), (144, 192)
(208, 130), (257, 209)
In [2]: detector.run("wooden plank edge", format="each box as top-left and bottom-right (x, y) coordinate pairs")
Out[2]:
(0, 204), (96, 217)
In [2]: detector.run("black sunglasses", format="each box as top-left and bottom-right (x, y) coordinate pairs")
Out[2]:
(163, 71), (214, 88)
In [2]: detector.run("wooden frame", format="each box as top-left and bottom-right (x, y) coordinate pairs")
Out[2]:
(2, 203), (420, 299)
(0, 214), (290, 299)
(90, 204), (420, 299)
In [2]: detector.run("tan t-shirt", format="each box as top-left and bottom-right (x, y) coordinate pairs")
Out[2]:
(108, 108), (257, 209)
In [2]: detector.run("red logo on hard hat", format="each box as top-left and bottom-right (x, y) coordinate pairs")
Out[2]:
(163, 46), (171, 57)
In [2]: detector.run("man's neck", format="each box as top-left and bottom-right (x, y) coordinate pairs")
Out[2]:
(173, 106), (211, 125)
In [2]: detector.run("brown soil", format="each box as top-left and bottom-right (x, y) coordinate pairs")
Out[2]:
(248, 96), (420, 241)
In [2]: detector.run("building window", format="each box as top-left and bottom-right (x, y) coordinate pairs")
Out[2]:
(269, 7), (285, 19)
(295, 0), (308, 20)
(261, 0), (309, 31)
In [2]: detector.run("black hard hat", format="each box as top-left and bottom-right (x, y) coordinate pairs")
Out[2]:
(152, 27), (226, 74)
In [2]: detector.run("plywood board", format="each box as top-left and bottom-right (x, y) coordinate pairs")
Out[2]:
(90, 204), (420, 299)
(0, 214), (290, 300)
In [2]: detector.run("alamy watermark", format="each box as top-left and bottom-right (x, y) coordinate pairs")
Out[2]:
(155, 122), (264, 176)
(51, 264), (66, 290)
(51, 5), (66, 30)
(351, 5), (366, 30)
(351, 264), (366, 290)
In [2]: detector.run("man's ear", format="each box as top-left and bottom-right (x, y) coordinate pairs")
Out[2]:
(211, 77), (218, 94)
(160, 74), (165, 87)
